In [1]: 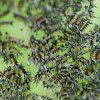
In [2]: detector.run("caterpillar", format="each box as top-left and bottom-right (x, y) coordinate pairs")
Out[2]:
(9, 71), (15, 83)
(18, 0), (24, 11)
(69, 14), (78, 26)
(60, 53), (69, 64)
(76, 15), (84, 25)
(3, 66), (11, 80)
(0, 21), (13, 25)
(14, 13), (26, 22)
(9, 54), (17, 66)
(60, 5), (69, 16)
(0, 10), (9, 18)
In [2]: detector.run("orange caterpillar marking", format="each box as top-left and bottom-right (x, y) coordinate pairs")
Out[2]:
(97, 51), (100, 62)
(80, 58), (87, 64)
(10, 74), (15, 83)
(38, 18), (47, 25)
(93, 65), (97, 72)
(92, 35), (97, 46)
(39, 43), (45, 48)
(39, 52), (45, 59)
(0, 44), (3, 51)
(61, 5), (69, 16)
(20, 69), (25, 77)
(76, 15), (84, 25)
(10, 58), (16, 66)
(3, 71), (9, 80)
(69, 15), (78, 26)
(3, 67), (11, 80)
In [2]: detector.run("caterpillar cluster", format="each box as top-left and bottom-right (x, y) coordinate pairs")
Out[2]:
(0, 0), (100, 100)
(0, 61), (31, 99)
